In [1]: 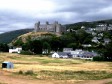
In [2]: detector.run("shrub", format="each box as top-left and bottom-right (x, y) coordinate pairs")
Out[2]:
(93, 56), (105, 61)
(18, 70), (36, 76)
(25, 70), (34, 75)
(18, 70), (23, 74)
(20, 50), (34, 55)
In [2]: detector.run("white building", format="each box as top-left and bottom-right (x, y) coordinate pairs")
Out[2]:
(92, 37), (100, 43)
(70, 49), (83, 58)
(9, 48), (22, 53)
(82, 44), (92, 48)
(70, 50), (97, 59)
(52, 52), (68, 58)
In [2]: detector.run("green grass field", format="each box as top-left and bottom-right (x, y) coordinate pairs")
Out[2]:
(0, 53), (112, 81)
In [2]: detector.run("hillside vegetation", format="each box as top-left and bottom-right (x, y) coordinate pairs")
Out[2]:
(65, 19), (112, 30)
(0, 28), (33, 43)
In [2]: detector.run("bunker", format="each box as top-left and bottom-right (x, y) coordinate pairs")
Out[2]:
(2, 61), (14, 69)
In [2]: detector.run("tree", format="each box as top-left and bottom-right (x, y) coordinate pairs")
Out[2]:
(29, 40), (42, 54)
(22, 40), (43, 54)
(103, 31), (111, 38)
(102, 42), (112, 61)
(51, 37), (61, 51)
(67, 43), (77, 50)
(76, 29), (93, 44)
(13, 38), (24, 46)
(59, 32), (76, 49)
(42, 42), (51, 54)
(22, 42), (31, 51)
(0, 43), (9, 52)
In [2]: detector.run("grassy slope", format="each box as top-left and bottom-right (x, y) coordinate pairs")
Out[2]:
(12, 32), (57, 43)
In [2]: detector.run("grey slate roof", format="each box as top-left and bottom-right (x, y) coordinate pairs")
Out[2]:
(57, 52), (68, 56)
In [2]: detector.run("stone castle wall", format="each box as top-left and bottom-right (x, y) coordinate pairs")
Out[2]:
(34, 21), (66, 34)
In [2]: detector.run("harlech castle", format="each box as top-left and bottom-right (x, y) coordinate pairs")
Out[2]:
(34, 21), (66, 34)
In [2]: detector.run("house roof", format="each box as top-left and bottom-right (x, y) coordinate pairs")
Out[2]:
(83, 52), (96, 57)
(2, 61), (13, 64)
(104, 38), (111, 41)
(57, 52), (67, 55)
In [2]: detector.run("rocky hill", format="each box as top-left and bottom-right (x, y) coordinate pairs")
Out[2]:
(12, 32), (57, 45)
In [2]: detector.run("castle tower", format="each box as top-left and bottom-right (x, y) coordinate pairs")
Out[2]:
(56, 24), (61, 33)
(46, 21), (49, 25)
(34, 21), (40, 32)
(53, 21), (57, 33)
(54, 21), (61, 34)
(45, 21), (49, 31)
(55, 21), (58, 24)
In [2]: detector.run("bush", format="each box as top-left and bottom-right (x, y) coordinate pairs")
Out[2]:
(18, 70), (36, 76)
(25, 70), (34, 75)
(20, 50), (34, 55)
(93, 56), (105, 61)
(18, 70), (23, 74)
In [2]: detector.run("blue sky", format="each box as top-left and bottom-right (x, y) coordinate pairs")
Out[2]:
(0, 0), (112, 33)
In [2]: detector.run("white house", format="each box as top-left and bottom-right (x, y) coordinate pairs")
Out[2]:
(52, 52), (68, 58)
(81, 26), (85, 29)
(92, 37), (100, 43)
(70, 49), (84, 58)
(103, 38), (111, 45)
(82, 44), (92, 48)
(80, 51), (97, 60)
(9, 48), (22, 53)
(70, 50), (97, 60)
(52, 52), (60, 58)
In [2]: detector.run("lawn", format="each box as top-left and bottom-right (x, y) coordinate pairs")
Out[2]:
(0, 53), (112, 81)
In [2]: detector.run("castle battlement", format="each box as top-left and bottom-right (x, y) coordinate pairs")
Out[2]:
(34, 21), (66, 34)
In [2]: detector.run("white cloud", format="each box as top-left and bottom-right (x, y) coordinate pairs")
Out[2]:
(0, 0), (56, 18)
(0, 0), (112, 33)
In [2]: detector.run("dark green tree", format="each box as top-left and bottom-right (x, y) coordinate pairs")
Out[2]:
(13, 38), (24, 46)
(22, 40), (43, 54)
(102, 42), (112, 61)
(67, 43), (77, 50)
(42, 42), (51, 54)
(29, 40), (42, 54)
(51, 37), (61, 51)
(22, 42), (31, 51)
(0, 43), (9, 52)
(76, 29), (93, 44)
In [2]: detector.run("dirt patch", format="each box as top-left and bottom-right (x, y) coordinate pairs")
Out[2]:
(79, 78), (112, 84)
(0, 70), (112, 84)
